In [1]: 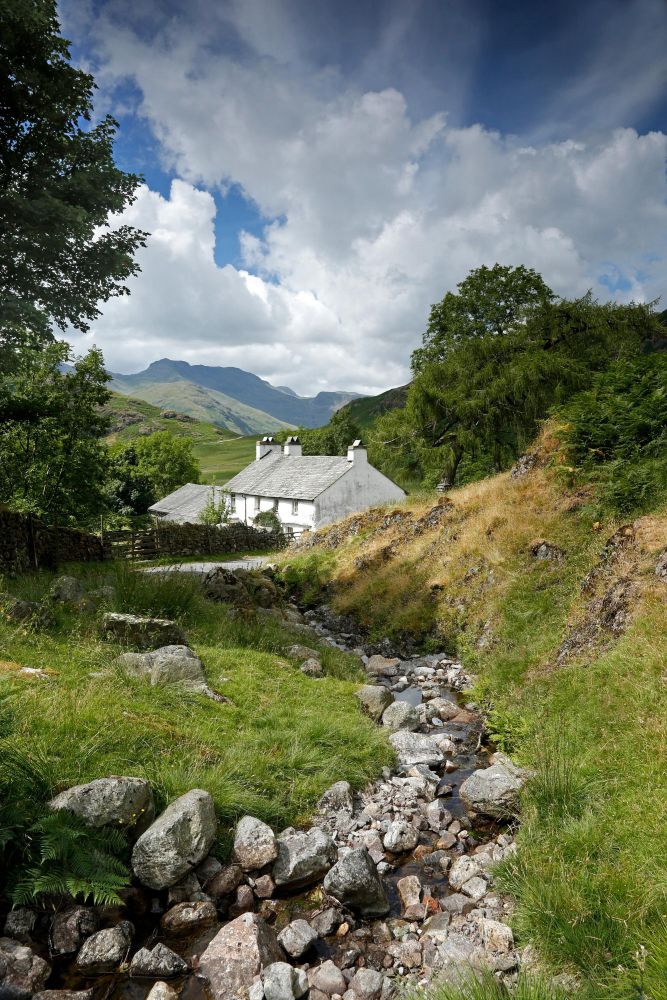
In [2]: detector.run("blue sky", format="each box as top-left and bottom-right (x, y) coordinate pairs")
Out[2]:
(61, 0), (667, 392)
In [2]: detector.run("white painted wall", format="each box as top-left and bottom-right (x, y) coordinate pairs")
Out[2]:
(313, 462), (405, 528)
(228, 492), (315, 535)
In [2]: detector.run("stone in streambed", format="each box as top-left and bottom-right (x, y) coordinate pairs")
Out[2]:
(130, 943), (188, 978)
(355, 686), (393, 722)
(262, 961), (308, 1000)
(0, 937), (50, 998)
(278, 919), (318, 958)
(75, 921), (133, 974)
(131, 789), (217, 889)
(308, 960), (347, 996)
(196, 913), (283, 1000)
(233, 816), (278, 871)
(50, 907), (98, 955)
(272, 827), (336, 889)
(389, 730), (443, 767)
(323, 848), (389, 917)
(318, 780), (354, 813)
(383, 820), (418, 853)
(459, 753), (530, 819)
(160, 901), (218, 936)
(381, 701), (419, 733)
(366, 656), (401, 678)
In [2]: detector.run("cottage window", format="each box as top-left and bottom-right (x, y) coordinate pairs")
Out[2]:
(273, 498), (278, 512)
(291, 499), (299, 515)
(254, 496), (261, 511)
(230, 494), (236, 511)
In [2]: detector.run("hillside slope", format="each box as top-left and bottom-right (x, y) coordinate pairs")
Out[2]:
(283, 425), (667, 996)
(102, 393), (256, 483)
(338, 383), (409, 430)
(111, 359), (362, 430)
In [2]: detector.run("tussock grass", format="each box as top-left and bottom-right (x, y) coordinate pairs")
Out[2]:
(0, 562), (391, 854)
(416, 970), (570, 1000)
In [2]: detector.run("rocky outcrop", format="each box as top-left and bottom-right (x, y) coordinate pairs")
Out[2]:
(131, 789), (217, 889)
(272, 827), (336, 889)
(49, 776), (154, 834)
(323, 847), (390, 916)
(196, 913), (283, 1000)
(113, 645), (224, 700)
(101, 613), (187, 650)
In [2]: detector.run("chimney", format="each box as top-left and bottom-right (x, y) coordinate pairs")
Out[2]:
(284, 435), (303, 458)
(256, 436), (281, 461)
(347, 439), (367, 463)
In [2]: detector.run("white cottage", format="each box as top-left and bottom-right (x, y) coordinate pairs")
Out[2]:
(224, 436), (405, 536)
(149, 437), (405, 536)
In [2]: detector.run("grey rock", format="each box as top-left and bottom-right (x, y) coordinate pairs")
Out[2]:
(160, 901), (218, 937)
(323, 848), (389, 917)
(33, 992), (95, 1000)
(420, 912), (451, 942)
(132, 789), (217, 889)
(349, 968), (384, 1000)
(355, 686), (393, 722)
(229, 884), (255, 917)
(115, 645), (215, 696)
(50, 907), (98, 956)
(0, 595), (54, 629)
(254, 874), (276, 899)
(75, 921), (134, 974)
(309, 908), (342, 937)
(207, 864), (244, 900)
(146, 984), (180, 1000)
(461, 876), (488, 901)
(167, 872), (209, 905)
(101, 612), (187, 650)
(389, 730), (443, 767)
(381, 702), (419, 733)
(197, 913), (283, 1000)
(278, 919), (318, 958)
(301, 658), (324, 677)
(49, 776), (154, 834)
(480, 918), (514, 953)
(50, 576), (83, 604)
(459, 753), (530, 819)
(448, 855), (483, 891)
(0, 937), (50, 999)
(309, 960), (347, 996)
(233, 816), (278, 871)
(285, 644), (320, 661)
(396, 875), (422, 919)
(366, 656), (400, 678)
(428, 697), (460, 722)
(130, 943), (188, 978)
(318, 781), (354, 813)
(273, 827), (336, 889)
(262, 962), (308, 1000)
(2, 910), (36, 944)
(383, 820), (418, 853)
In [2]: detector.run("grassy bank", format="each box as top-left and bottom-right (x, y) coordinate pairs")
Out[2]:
(0, 563), (391, 849)
(282, 427), (667, 998)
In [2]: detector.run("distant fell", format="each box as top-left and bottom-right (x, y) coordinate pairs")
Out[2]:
(110, 359), (362, 432)
(339, 384), (409, 430)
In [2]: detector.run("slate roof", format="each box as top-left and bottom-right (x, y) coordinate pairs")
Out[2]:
(148, 483), (228, 523)
(224, 452), (352, 501)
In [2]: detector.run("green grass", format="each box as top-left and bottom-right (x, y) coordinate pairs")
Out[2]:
(0, 562), (392, 854)
(415, 970), (571, 1000)
(103, 392), (257, 484)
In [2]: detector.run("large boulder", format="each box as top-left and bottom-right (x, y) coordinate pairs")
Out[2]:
(323, 847), (389, 916)
(75, 921), (133, 974)
(50, 576), (83, 604)
(272, 827), (337, 890)
(101, 613), (187, 651)
(49, 776), (154, 834)
(355, 686), (393, 722)
(366, 655), (401, 678)
(389, 730), (443, 767)
(284, 644), (320, 662)
(233, 816), (278, 871)
(196, 913), (283, 1000)
(50, 907), (98, 956)
(381, 701), (419, 733)
(129, 943), (188, 978)
(132, 789), (217, 889)
(0, 937), (50, 999)
(459, 753), (530, 819)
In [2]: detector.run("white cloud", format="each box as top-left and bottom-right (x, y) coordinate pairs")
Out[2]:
(63, 1), (667, 394)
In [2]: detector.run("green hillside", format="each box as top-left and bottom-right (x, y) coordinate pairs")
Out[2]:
(339, 383), (408, 429)
(110, 376), (292, 436)
(102, 393), (256, 484)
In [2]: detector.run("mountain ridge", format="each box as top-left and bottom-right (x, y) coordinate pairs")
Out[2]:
(110, 358), (363, 432)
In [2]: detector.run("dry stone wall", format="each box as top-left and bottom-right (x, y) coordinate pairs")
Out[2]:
(0, 508), (108, 575)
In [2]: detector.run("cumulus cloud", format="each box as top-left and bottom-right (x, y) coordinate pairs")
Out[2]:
(63, 0), (667, 394)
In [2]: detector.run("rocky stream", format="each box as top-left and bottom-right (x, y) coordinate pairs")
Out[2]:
(0, 577), (531, 1000)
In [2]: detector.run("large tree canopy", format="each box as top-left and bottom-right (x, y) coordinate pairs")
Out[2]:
(411, 263), (555, 372)
(0, 0), (146, 367)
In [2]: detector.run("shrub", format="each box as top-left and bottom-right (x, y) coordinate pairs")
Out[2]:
(560, 354), (667, 515)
